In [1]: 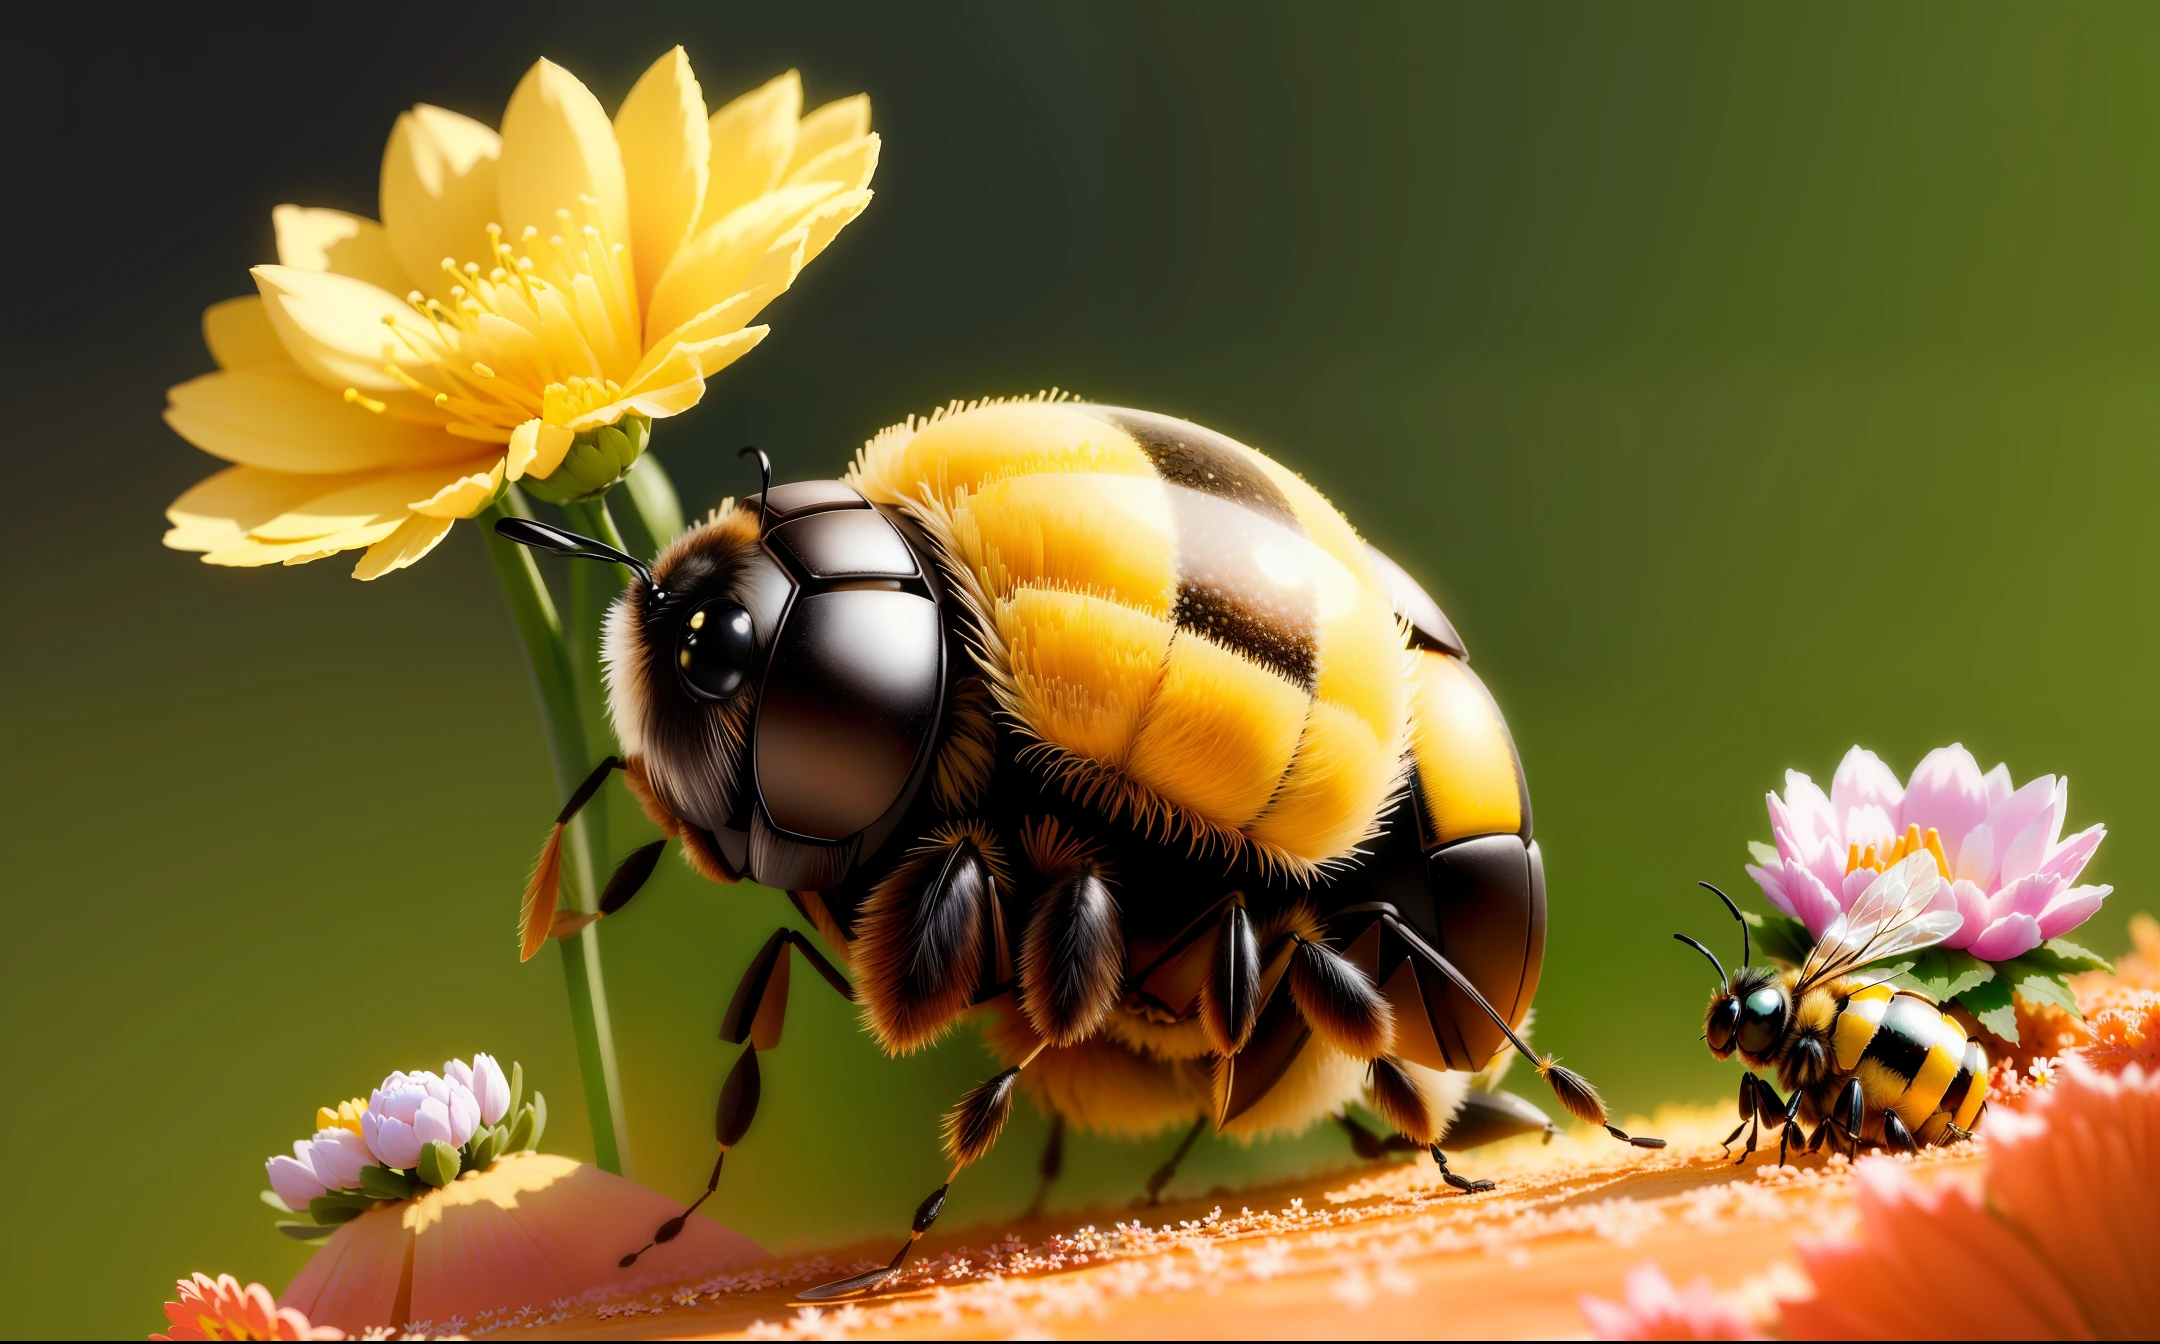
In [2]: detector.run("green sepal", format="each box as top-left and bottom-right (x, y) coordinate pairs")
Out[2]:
(507, 1060), (525, 1121)
(260, 1189), (295, 1214)
(357, 1164), (415, 1202)
(465, 1125), (502, 1174)
(530, 1091), (548, 1150)
(276, 1220), (343, 1243)
(307, 1196), (367, 1225)
(416, 1140), (461, 1188)
(521, 416), (651, 504)
(506, 1104), (536, 1154)
(1892, 947), (1995, 1002)
(1746, 840), (1780, 868)
(1951, 976), (2020, 1041)
(1739, 909), (1814, 967)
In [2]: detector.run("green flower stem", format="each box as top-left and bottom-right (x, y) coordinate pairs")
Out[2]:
(619, 454), (687, 553)
(481, 495), (630, 1177)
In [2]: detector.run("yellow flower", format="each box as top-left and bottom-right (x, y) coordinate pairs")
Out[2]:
(164, 51), (877, 579)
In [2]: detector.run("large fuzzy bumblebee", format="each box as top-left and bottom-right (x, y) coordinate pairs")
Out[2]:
(499, 397), (1660, 1299)
(1678, 853), (1990, 1166)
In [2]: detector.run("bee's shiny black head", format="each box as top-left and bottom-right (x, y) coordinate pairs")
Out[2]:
(1730, 966), (1789, 1060)
(1704, 992), (1742, 1057)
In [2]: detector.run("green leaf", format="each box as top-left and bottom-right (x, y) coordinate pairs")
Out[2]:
(357, 1165), (414, 1202)
(1892, 948), (1995, 1001)
(508, 1060), (525, 1120)
(306, 1196), (365, 1225)
(1740, 910), (1814, 967)
(1997, 959), (2083, 1020)
(1953, 976), (2019, 1041)
(506, 1103), (536, 1154)
(416, 1140), (461, 1188)
(465, 1126), (502, 1174)
(2016, 939), (2114, 976)
(276, 1220), (342, 1243)
(260, 1189), (294, 1215)
(1746, 841), (1780, 868)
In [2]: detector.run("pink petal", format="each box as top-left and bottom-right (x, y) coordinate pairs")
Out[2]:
(1832, 747), (1905, 832)
(2039, 823), (2105, 887)
(1981, 762), (2014, 808)
(1785, 861), (1846, 939)
(1989, 871), (2067, 922)
(1969, 913), (2044, 963)
(2037, 884), (2110, 940)
(1746, 863), (1798, 921)
(1782, 771), (1840, 848)
(1999, 781), (2067, 886)
(1941, 879), (1989, 950)
(1843, 804), (1896, 856)
(1897, 744), (1989, 867)
(1841, 866), (1877, 911)
(1954, 823), (1998, 891)
(1984, 774), (2057, 875)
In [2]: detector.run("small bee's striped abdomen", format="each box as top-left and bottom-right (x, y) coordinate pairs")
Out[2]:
(1829, 984), (1991, 1146)
(1831, 982), (1894, 1071)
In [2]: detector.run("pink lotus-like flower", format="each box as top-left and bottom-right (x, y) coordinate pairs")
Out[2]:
(1580, 1262), (1763, 1340)
(152, 1272), (343, 1340)
(1747, 744), (2108, 961)
(361, 1069), (477, 1168)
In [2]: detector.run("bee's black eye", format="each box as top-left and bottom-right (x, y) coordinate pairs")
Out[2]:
(1737, 986), (1787, 1055)
(1706, 996), (1740, 1053)
(678, 600), (755, 700)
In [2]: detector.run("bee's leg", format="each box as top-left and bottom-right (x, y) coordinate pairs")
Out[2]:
(800, 1044), (1047, 1301)
(1807, 1119), (1831, 1154)
(1835, 1077), (1865, 1159)
(1337, 1111), (1423, 1160)
(1774, 1087), (1804, 1167)
(1722, 1074), (1757, 1152)
(619, 927), (852, 1268)
(1022, 1116), (1065, 1220)
(1882, 1111), (1918, 1155)
(1428, 1145), (1497, 1194)
(1141, 1115), (1209, 1206)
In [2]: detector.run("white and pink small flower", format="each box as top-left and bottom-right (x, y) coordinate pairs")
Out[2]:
(1748, 744), (2109, 962)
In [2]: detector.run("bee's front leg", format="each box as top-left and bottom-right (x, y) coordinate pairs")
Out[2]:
(1723, 1073), (1756, 1152)
(1834, 1077), (1866, 1159)
(1771, 1085), (1804, 1166)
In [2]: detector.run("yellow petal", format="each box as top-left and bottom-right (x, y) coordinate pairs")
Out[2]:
(165, 464), (366, 553)
(613, 47), (710, 311)
(202, 520), (403, 568)
(379, 105), (501, 302)
(497, 59), (630, 256)
(353, 512), (457, 579)
(408, 457), (505, 517)
(782, 133), (879, 192)
(247, 464), (484, 540)
(202, 297), (290, 371)
(676, 324), (768, 382)
(787, 94), (870, 175)
(271, 205), (411, 292)
(563, 341), (724, 429)
(644, 181), (842, 342)
(165, 367), (469, 474)
(700, 70), (800, 230)
(505, 419), (574, 481)
(250, 264), (445, 409)
(633, 285), (781, 385)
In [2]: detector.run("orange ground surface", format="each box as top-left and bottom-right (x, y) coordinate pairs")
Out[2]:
(472, 1104), (1977, 1341)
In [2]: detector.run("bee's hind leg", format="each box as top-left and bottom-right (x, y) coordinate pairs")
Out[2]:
(1428, 1145), (1496, 1194)
(1772, 1086), (1804, 1166)
(1834, 1077), (1866, 1159)
(1883, 1111), (1918, 1155)
(1022, 1115), (1065, 1220)
(1338, 1111), (1423, 1160)
(1140, 1115), (1209, 1206)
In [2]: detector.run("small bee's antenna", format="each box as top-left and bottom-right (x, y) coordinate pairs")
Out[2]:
(493, 517), (655, 592)
(1701, 881), (1750, 969)
(740, 446), (774, 531)
(1672, 933), (1728, 986)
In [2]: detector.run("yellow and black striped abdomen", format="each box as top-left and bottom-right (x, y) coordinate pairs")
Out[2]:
(1829, 983), (1989, 1142)
(849, 399), (1413, 875)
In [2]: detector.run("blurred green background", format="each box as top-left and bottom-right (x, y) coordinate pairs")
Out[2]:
(6, 2), (2157, 1336)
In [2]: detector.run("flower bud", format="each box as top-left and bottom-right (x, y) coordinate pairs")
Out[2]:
(416, 1139), (461, 1188)
(361, 1109), (422, 1170)
(305, 1127), (371, 1191)
(267, 1150), (327, 1212)
(521, 416), (651, 504)
(471, 1054), (512, 1126)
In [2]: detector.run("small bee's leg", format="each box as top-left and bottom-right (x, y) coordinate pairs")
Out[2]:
(1337, 1111), (1423, 1160)
(1143, 1115), (1210, 1205)
(1882, 1111), (1918, 1155)
(1722, 1074), (1757, 1152)
(620, 927), (853, 1268)
(1775, 1087), (1804, 1167)
(1807, 1120), (1831, 1154)
(1022, 1115), (1065, 1220)
(800, 1044), (1046, 1301)
(1428, 1145), (1497, 1194)
(1835, 1077), (1865, 1159)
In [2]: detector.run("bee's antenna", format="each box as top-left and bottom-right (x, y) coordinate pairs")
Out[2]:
(1672, 933), (1728, 986)
(493, 517), (655, 592)
(1700, 881), (1750, 968)
(740, 446), (774, 531)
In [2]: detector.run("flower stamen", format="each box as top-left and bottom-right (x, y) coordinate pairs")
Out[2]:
(1845, 823), (1948, 880)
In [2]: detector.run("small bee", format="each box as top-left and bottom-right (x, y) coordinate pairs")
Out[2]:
(1676, 852), (1989, 1166)
(497, 396), (1660, 1298)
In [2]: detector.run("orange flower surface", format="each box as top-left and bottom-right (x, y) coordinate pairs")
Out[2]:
(153, 1273), (342, 1341)
(1781, 1062), (2160, 1339)
(1579, 1261), (1764, 1340)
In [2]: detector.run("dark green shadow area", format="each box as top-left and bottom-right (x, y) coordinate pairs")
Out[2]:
(5, 3), (2156, 1336)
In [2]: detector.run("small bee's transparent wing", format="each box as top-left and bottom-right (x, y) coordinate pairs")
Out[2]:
(1796, 852), (1963, 994)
